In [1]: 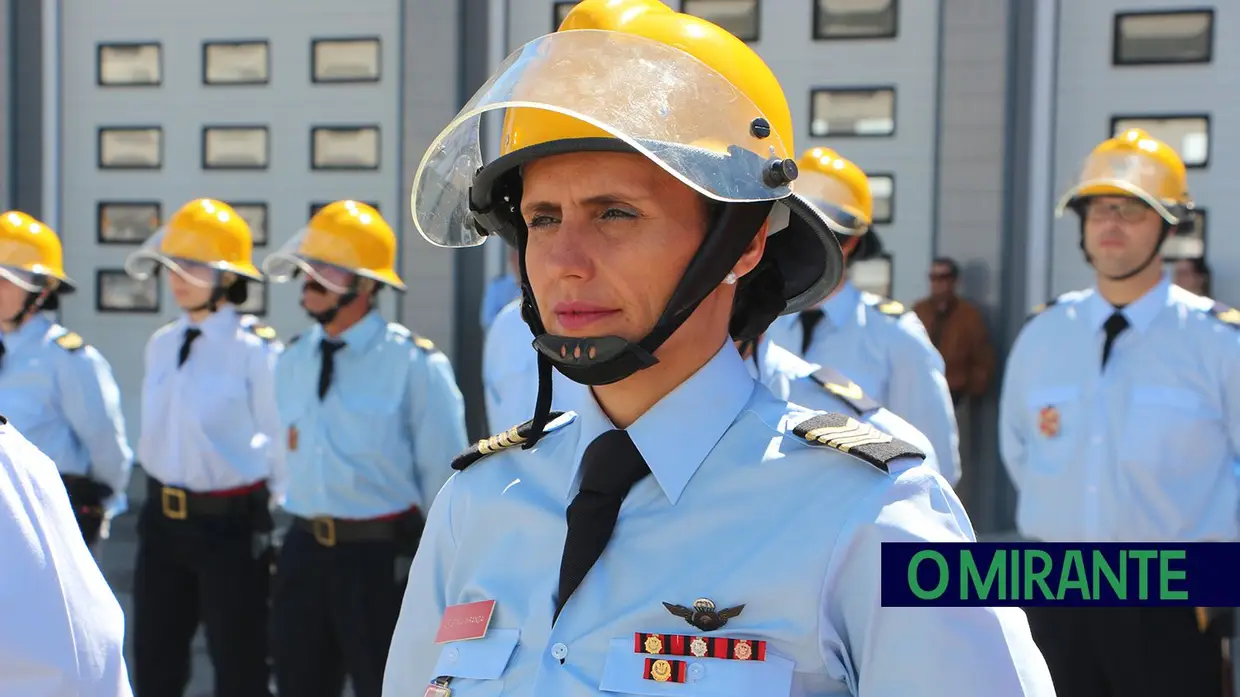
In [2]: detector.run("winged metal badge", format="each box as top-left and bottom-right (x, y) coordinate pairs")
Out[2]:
(662, 597), (745, 632)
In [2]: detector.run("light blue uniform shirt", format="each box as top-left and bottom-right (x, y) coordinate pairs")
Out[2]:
(383, 341), (1053, 697)
(1000, 276), (1240, 542)
(138, 307), (285, 499)
(275, 311), (468, 519)
(0, 314), (132, 516)
(767, 281), (960, 484)
(0, 416), (133, 696)
(480, 274), (521, 331)
(748, 335), (940, 475)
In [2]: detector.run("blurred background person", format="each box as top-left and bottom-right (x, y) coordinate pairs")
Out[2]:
(479, 243), (521, 332)
(914, 256), (996, 407)
(1173, 257), (1212, 297)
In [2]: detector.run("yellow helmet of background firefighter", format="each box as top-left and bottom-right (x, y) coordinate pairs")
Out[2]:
(0, 210), (75, 291)
(795, 147), (873, 235)
(296, 201), (406, 291)
(157, 199), (263, 280)
(501, 0), (794, 167)
(1056, 127), (1191, 226)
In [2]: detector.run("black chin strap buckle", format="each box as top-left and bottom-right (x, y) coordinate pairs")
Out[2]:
(533, 334), (658, 386)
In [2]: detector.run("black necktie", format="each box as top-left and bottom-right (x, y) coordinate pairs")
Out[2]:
(177, 328), (202, 368)
(0, 338), (6, 371)
(1101, 311), (1129, 369)
(798, 309), (825, 355)
(555, 429), (651, 623)
(318, 339), (345, 400)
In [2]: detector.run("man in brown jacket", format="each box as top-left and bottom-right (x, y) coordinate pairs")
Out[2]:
(913, 257), (995, 406)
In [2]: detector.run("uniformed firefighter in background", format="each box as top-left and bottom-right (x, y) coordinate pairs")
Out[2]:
(1000, 127), (1240, 697)
(0, 210), (133, 554)
(765, 148), (961, 485)
(260, 201), (467, 697)
(124, 198), (283, 697)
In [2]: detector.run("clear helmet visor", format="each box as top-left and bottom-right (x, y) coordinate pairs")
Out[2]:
(795, 168), (871, 236)
(0, 265), (44, 293)
(1055, 151), (1187, 225)
(411, 29), (794, 249)
(124, 228), (230, 288)
(261, 229), (356, 294)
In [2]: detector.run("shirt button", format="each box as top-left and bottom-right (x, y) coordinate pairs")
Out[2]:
(551, 643), (569, 660)
(445, 647), (459, 663)
(689, 663), (705, 682)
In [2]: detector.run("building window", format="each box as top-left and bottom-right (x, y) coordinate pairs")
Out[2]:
(1162, 208), (1206, 260)
(1112, 9), (1213, 66)
(809, 87), (895, 137)
(681, 0), (760, 42)
(553, 2), (578, 29)
(97, 42), (162, 86)
(814, 0), (897, 40)
(867, 173), (894, 224)
(1110, 114), (1210, 169)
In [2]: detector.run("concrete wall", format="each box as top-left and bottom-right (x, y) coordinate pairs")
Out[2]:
(933, 0), (1012, 533)
(0, 0), (8, 209)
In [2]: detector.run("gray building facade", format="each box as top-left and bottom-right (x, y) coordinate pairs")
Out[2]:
(2, 0), (1228, 534)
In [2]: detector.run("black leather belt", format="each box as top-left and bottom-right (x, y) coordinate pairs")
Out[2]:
(146, 476), (264, 519)
(294, 512), (413, 547)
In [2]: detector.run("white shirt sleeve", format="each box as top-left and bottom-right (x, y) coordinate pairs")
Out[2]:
(0, 418), (134, 697)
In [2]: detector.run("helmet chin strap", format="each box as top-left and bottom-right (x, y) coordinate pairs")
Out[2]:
(515, 201), (773, 448)
(1078, 222), (1169, 282)
(6, 288), (49, 325)
(302, 276), (361, 325)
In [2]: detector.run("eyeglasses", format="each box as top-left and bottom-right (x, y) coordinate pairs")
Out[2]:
(1084, 199), (1151, 223)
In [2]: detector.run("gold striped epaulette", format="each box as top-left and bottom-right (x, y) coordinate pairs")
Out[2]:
(875, 298), (906, 316)
(792, 412), (924, 473)
(806, 367), (881, 416)
(1209, 302), (1240, 329)
(53, 331), (85, 352)
(244, 322), (278, 342)
(452, 412), (567, 471)
(412, 335), (437, 353)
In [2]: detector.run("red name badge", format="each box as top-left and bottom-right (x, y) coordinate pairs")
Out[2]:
(435, 600), (497, 643)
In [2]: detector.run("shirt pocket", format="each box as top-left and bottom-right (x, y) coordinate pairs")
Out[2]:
(1121, 386), (1222, 474)
(194, 376), (251, 431)
(337, 388), (403, 457)
(598, 637), (795, 697)
(431, 629), (520, 693)
(1023, 385), (1082, 476)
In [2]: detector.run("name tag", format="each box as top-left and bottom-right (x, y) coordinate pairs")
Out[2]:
(435, 600), (497, 643)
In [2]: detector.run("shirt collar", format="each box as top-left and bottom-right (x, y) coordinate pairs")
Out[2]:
(1, 313), (51, 351)
(821, 280), (860, 327)
(1087, 274), (1171, 333)
(194, 306), (239, 336)
(310, 310), (385, 351)
(563, 340), (757, 505)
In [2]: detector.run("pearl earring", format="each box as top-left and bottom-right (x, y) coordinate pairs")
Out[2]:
(723, 272), (738, 285)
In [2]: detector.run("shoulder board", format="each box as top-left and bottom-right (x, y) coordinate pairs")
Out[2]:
(54, 331), (85, 352)
(806, 367), (882, 416)
(792, 411), (924, 473)
(452, 412), (568, 471)
(875, 298), (906, 316)
(1025, 296), (1061, 324)
(412, 335), (438, 353)
(1209, 301), (1240, 329)
(243, 321), (278, 342)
